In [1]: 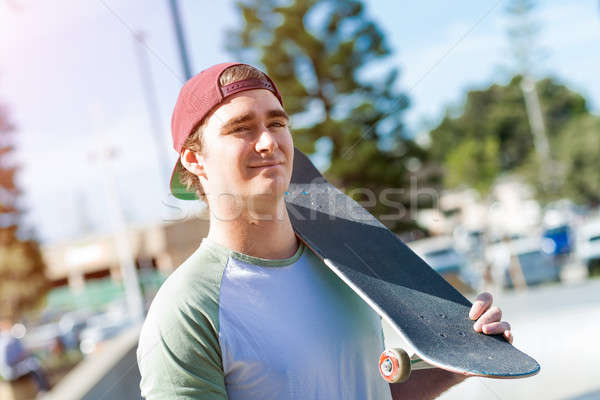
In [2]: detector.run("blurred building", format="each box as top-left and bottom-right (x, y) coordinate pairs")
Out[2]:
(416, 177), (542, 240)
(40, 216), (210, 289)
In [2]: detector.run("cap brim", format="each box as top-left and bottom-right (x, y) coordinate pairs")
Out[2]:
(170, 159), (199, 201)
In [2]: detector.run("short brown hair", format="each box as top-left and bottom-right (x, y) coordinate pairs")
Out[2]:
(178, 64), (270, 201)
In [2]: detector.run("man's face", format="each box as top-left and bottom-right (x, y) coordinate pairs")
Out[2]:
(198, 89), (293, 205)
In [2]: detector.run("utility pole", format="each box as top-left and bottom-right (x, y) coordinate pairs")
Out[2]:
(506, 0), (554, 190)
(133, 31), (172, 189)
(88, 105), (144, 323)
(520, 76), (551, 170)
(168, 0), (193, 80)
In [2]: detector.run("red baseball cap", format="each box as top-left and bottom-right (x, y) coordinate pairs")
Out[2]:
(169, 62), (284, 200)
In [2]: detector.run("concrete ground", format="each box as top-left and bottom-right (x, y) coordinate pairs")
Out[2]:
(41, 326), (141, 400)
(383, 278), (600, 400)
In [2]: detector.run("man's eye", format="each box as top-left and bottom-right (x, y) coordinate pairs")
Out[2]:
(231, 126), (250, 133)
(270, 121), (287, 128)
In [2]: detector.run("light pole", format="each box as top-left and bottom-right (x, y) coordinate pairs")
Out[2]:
(133, 31), (172, 189)
(168, 0), (193, 80)
(520, 75), (552, 185)
(506, 0), (555, 190)
(89, 139), (144, 324)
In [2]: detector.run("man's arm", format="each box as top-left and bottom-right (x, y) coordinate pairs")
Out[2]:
(389, 369), (466, 400)
(137, 258), (229, 400)
(137, 299), (228, 400)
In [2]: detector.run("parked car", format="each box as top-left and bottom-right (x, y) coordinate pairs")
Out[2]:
(453, 227), (485, 260)
(408, 236), (463, 274)
(21, 321), (63, 354)
(575, 217), (600, 276)
(79, 301), (132, 355)
(486, 236), (560, 288)
(21, 308), (100, 355)
(58, 309), (99, 350)
(407, 236), (478, 291)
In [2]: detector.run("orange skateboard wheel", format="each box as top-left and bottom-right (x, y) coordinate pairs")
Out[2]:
(379, 348), (411, 383)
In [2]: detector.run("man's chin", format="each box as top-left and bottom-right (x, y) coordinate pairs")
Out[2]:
(250, 177), (289, 195)
(249, 189), (286, 200)
(246, 186), (288, 203)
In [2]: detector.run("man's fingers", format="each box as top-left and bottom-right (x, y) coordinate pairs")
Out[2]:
(468, 292), (513, 343)
(504, 329), (514, 344)
(469, 292), (493, 320)
(473, 306), (502, 332)
(480, 321), (511, 335)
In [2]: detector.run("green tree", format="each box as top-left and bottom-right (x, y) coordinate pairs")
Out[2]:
(0, 102), (50, 322)
(554, 114), (600, 206)
(445, 137), (500, 194)
(429, 75), (588, 194)
(228, 0), (437, 232)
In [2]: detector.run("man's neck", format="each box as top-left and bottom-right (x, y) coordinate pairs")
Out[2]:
(206, 197), (298, 260)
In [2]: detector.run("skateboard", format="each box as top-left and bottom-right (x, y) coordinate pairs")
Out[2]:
(285, 148), (540, 383)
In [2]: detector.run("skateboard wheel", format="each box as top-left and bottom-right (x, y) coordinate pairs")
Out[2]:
(379, 348), (411, 383)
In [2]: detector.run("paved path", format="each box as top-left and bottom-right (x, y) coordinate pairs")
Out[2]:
(42, 326), (141, 400)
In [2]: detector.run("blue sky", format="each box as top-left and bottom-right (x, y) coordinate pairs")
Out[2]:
(0, 0), (598, 244)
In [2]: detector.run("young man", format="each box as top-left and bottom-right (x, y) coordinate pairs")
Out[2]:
(137, 62), (513, 400)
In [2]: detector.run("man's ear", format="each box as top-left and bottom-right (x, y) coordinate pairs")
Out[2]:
(180, 148), (206, 180)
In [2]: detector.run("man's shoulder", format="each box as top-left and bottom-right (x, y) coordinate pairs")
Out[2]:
(140, 240), (232, 337)
(156, 240), (230, 305)
(137, 240), (230, 359)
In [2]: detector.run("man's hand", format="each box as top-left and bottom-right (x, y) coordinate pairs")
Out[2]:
(390, 292), (512, 400)
(469, 292), (513, 344)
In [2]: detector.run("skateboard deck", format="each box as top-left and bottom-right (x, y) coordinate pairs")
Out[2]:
(285, 148), (540, 380)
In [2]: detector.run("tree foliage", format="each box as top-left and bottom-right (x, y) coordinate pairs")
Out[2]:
(228, 0), (438, 232)
(0, 102), (50, 322)
(554, 114), (600, 206)
(429, 75), (588, 195)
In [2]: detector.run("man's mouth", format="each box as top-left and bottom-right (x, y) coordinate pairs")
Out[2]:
(248, 161), (284, 168)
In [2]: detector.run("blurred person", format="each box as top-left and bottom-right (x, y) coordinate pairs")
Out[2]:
(0, 319), (50, 393)
(136, 63), (514, 400)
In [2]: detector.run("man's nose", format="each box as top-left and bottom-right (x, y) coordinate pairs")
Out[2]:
(255, 126), (277, 153)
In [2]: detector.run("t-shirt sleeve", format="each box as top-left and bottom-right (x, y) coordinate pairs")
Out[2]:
(136, 255), (227, 400)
